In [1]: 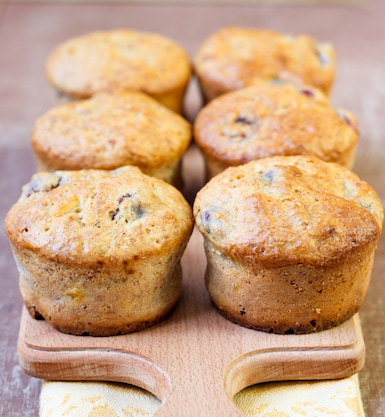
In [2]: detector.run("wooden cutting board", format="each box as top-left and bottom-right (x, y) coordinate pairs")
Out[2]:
(17, 225), (365, 417)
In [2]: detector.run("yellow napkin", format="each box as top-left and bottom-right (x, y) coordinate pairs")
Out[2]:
(234, 375), (365, 416)
(40, 374), (364, 417)
(40, 381), (161, 417)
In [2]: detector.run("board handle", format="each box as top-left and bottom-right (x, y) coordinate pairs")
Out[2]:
(19, 336), (242, 417)
(19, 334), (365, 417)
(18, 309), (365, 417)
(224, 344), (365, 399)
(155, 318), (365, 417)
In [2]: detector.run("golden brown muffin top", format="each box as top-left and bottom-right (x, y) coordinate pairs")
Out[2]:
(194, 83), (358, 167)
(194, 156), (383, 268)
(31, 92), (192, 171)
(46, 29), (191, 98)
(5, 167), (194, 266)
(194, 27), (335, 95)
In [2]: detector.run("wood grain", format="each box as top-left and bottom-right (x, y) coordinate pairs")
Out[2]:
(18, 227), (365, 417)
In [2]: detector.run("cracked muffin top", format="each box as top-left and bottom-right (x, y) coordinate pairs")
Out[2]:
(193, 155), (383, 268)
(46, 29), (191, 99)
(5, 166), (194, 266)
(31, 92), (192, 172)
(194, 27), (335, 99)
(194, 83), (358, 169)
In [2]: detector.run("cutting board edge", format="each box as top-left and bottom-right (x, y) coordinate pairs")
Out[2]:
(223, 341), (365, 398)
(18, 306), (365, 399)
(17, 327), (172, 401)
(223, 313), (365, 396)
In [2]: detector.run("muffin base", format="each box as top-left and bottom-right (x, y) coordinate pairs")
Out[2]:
(16, 247), (184, 337)
(204, 240), (375, 334)
(211, 300), (358, 335)
(25, 298), (178, 337)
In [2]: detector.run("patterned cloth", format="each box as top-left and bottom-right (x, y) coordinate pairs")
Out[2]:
(40, 374), (364, 417)
(234, 375), (365, 416)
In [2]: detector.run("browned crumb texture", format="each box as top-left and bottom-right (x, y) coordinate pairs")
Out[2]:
(6, 167), (193, 264)
(194, 156), (383, 268)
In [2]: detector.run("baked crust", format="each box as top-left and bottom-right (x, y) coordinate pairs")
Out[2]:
(194, 156), (383, 268)
(193, 156), (383, 333)
(194, 27), (335, 101)
(5, 167), (194, 336)
(31, 92), (191, 185)
(194, 83), (358, 178)
(46, 30), (191, 113)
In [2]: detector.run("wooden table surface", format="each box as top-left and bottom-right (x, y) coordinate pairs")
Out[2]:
(0, 1), (384, 416)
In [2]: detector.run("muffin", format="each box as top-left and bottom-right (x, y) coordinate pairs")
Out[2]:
(194, 83), (358, 179)
(194, 27), (336, 102)
(31, 92), (192, 188)
(5, 166), (194, 336)
(45, 29), (191, 114)
(193, 156), (383, 334)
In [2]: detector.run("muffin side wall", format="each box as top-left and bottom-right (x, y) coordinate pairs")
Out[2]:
(204, 239), (375, 334)
(13, 243), (184, 336)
